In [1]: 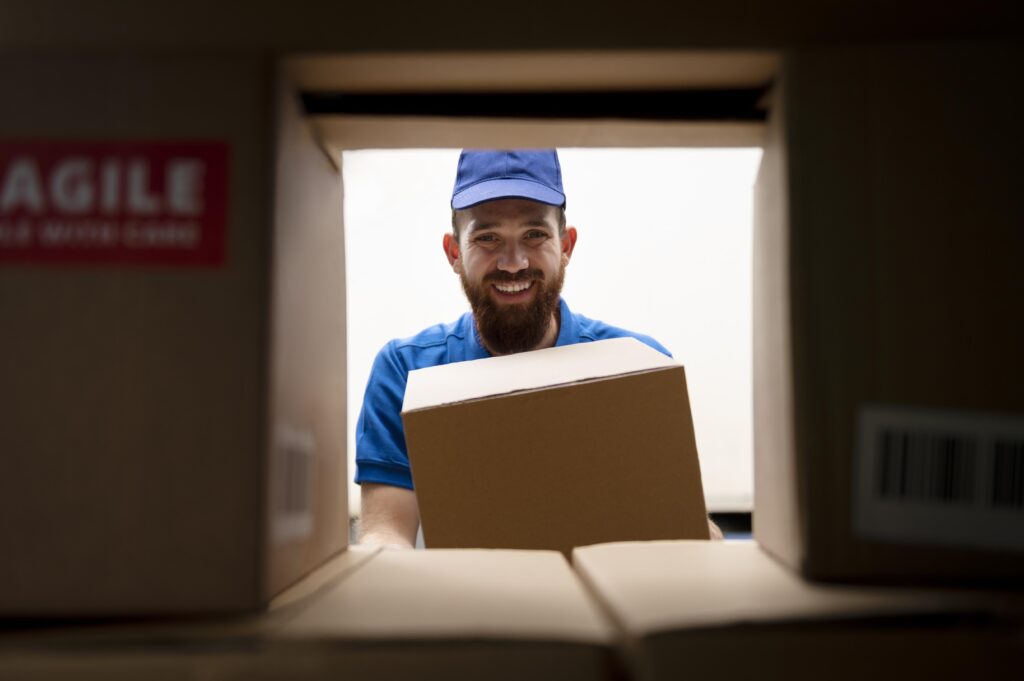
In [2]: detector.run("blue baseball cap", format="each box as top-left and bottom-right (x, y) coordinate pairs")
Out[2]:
(451, 149), (566, 210)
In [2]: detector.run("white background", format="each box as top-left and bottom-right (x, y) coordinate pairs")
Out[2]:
(343, 148), (762, 515)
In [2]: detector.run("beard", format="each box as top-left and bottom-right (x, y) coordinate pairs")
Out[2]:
(460, 261), (565, 355)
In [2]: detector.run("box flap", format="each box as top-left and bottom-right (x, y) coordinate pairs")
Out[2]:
(280, 549), (614, 644)
(572, 541), (985, 637)
(0, 547), (380, 650)
(403, 337), (675, 413)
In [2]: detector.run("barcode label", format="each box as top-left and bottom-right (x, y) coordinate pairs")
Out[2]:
(272, 425), (316, 543)
(282, 441), (313, 513)
(992, 440), (1024, 509)
(853, 405), (1024, 552)
(874, 429), (977, 504)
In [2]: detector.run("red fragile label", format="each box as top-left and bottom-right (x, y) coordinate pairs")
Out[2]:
(0, 140), (229, 266)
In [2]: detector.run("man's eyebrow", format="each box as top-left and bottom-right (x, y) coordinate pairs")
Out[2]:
(467, 218), (552, 233)
(467, 221), (498, 234)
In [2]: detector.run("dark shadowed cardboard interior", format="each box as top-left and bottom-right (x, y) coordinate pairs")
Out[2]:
(1, 9), (1021, 677)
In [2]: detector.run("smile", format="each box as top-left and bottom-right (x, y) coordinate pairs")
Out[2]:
(492, 281), (534, 294)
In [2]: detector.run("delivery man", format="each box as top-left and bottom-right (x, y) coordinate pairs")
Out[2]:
(356, 149), (722, 546)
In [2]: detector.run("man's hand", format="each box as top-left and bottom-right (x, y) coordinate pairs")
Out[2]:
(708, 517), (724, 541)
(359, 483), (419, 549)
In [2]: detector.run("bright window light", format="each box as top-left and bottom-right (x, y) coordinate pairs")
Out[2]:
(343, 148), (762, 516)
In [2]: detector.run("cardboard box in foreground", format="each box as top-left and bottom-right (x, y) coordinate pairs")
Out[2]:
(0, 547), (618, 681)
(752, 46), (1024, 583)
(0, 58), (347, 615)
(573, 540), (1022, 681)
(402, 337), (710, 556)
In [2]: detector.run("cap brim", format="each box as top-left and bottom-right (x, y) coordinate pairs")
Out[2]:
(451, 178), (565, 210)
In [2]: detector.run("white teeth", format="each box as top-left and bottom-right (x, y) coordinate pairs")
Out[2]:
(494, 281), (533, 294)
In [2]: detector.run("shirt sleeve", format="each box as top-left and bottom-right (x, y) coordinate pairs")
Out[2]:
(354, 341), (415, 490)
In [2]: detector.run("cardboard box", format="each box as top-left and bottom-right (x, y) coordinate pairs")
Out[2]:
(573, 540), (1022, 681)
(752, 44), (1024, 583)
(402, 337), (710, 556)
(0, 57), (348, 615)
(268, 547), (618, 680)
(0, 547), (379, 680)
(0, 547), (618, 681)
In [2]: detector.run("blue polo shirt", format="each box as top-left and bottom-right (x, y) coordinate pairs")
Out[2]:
(354, 298), (672, 490)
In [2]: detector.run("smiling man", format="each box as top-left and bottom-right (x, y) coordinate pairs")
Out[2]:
(355, 149), (718, 547)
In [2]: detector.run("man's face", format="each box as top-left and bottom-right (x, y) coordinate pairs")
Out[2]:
(444, 199), (577, 354)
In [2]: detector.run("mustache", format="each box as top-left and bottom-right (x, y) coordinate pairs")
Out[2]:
(483, 269), (545, 284)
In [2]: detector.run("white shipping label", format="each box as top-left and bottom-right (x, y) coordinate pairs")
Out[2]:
(853, 405), (1024, 552)
(272, 425), (316, 544)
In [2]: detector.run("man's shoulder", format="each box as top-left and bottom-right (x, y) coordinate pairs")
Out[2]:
(568, 308), (673, 358)
(378, 312), (474, 371)
(393, 317), (465, 350)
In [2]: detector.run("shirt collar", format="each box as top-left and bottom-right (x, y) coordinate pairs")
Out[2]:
(554, 298), (579, 347)
(460, 310), (491, 361)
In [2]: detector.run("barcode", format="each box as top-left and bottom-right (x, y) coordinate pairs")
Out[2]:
(272, 425), (316, 543)
(854, 405), (1024, 552)
(874, 429), (977, 504)
(992, 440), (1024, 509)
(282, 442), (312, 513)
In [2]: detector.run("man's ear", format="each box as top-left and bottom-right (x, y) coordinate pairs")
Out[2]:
(561, 226), (578, 262)
(443, 232), (462, 273)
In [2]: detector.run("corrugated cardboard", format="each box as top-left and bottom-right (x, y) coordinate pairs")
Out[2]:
(573, 540), (1023, 681)
(402, 337), (710, 556)
(753, 44), (1024, 583)
(0, 4), (1013, 53)
(0, 56), (347, 615)
(0, 547), (618, 681)
(267, 548), (618, 680)
(0, 547), (378, 680)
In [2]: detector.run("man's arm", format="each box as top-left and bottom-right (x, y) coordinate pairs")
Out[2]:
(359, 483), (419, 548)
(708, 517), (724, 540)
(355, 340), (419, 548)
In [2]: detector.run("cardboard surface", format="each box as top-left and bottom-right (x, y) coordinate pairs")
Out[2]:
(281, 548), (613, 643)
(286, 51), (778, 93)
(0, 549), (373, 680)
(752, 43), (1024, 583)
(574, 541), (984, 634)
(314, 116), (766, 154)
(573, 540), (1022, 681)
(263, 62), (348, 601)
(403, 336), (676, 412)
(0, 3), (1013, 52)
(0, 547), (379, 650)
(270, 548), (618, 681)
(0, 547), (617, 681)
(0, 56), (347, 615)
(403, 338), (710, 556)
(752, 73), (803, 571)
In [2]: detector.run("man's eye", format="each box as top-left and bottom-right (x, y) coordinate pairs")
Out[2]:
(526, 230), (549, 240)
(474, 234), (498, 243)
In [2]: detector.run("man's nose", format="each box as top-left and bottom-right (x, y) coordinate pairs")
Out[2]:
(496, 241), (529, 273)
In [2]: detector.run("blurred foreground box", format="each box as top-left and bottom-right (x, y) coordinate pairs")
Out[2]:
(752, 44), (1024, 584)
(0, 57), (347, 615)
(573, 540), (1023, 681)
(3, 543), (1018, 681)
(0, 547), (618, 681)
